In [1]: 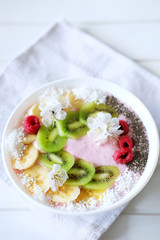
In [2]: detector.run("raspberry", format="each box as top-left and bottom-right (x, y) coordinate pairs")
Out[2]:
(24, 115), (40, 134)
(119, 120), (129, 135)
(119, 135), (133, 151)
(113, 148), (133, 164)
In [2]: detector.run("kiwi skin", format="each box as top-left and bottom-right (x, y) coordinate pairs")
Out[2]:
(39, 150), (75, 172)
(37, 125), (68, 153)
(80, 102), (118, 125)
(83, 166), (120, 190)
(56, 111), (89, 140)
(65, 159), (95, 186)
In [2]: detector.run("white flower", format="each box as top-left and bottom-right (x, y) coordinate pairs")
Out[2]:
(40, 105), (67, 127)
(87, 112), (123, 145)
(47, 164), (68, 192)
(72, 87), (106, 104)
(39, 88), (69, 127)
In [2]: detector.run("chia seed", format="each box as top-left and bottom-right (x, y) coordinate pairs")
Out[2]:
(106, 95), (149, 175)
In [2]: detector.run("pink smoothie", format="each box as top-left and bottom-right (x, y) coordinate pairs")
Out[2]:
(64, 135), (127, 172)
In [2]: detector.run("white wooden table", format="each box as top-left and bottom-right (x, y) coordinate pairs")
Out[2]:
(0, 1), (160, 239)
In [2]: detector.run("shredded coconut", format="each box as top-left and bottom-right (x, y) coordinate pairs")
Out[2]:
(19, 173), (51, 204)
(20, 173), (33, 187)
(53, 169), (139, 211)
(72, 87), (106, 104)
(102, 169), (139, 206)
(19, 167), (139, 211)
(6, 127), (27, 160)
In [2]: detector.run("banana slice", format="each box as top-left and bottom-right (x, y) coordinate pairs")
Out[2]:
(23, 134), (37, 145)
(28, 103), (41, 120)
(23, 163), (50, 193)
(13, 144), (38, 170)
(47, 185), (80, 203)
(67, 91), (84, 110)
(76, 189), (106, 202)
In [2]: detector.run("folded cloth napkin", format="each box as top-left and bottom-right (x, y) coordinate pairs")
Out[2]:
(0, 20), (160, 240)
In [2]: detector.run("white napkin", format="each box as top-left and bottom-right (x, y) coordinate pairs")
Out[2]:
(0, 20), (160, 240)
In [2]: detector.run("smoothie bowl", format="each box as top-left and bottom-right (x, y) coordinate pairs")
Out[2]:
(2, 78), (159, 215)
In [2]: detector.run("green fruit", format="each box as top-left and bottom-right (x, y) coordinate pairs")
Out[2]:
(65, 159), (95, 186)
(79, 102), (118, 125)
(39, 150), (75, 172)
(37, 125), (67, 153)
(56, 111), (89, 139)
(83, 166), (120, 190)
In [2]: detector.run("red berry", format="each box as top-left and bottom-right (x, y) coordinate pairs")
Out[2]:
(113, 148), (133, 164)
(119, 135), (133, 151)
(24, 115), (40, 134)
(119, 120), (129, 135)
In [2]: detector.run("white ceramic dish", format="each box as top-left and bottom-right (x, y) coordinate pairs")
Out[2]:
(2, 77), (159, 215)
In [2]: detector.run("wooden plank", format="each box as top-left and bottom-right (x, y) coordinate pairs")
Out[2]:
(78, 22), (160, 60)
(0, 0), (160, 23)
(0, 23), (160, 61)
(0, 210), (160, 240)
(100, 214), (160, 240)
(124, 165), (160, 215)
(0, 25), (46, 61)
(138, 60), (160, 77)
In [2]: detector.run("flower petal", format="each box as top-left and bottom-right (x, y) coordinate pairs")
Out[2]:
(55, 110), (67, 120)
(87, 112), (122, 145)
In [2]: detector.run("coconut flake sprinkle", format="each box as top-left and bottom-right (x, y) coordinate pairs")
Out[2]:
(6, 127), (26, 160)
(72, 87), (106, 104)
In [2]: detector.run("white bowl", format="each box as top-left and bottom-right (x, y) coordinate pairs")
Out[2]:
(2, 77), (159, 215)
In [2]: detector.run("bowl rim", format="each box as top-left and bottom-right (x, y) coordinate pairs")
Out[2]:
(2, 77), (160, 216)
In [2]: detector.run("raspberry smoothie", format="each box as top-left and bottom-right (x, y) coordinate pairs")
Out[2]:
(64, 135), (126, 171)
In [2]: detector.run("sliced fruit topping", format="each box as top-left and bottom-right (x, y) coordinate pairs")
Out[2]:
(13, 144), (38, 170)
(56, 111), (89, 139)
(67, 91), (84, 109)
(47, 185), (80, 203)
(24, 115), (40, 134)
(76, 188), (106, 202)
(65, 159), (95, 186)
(119, 120), (129, 135)
(80, 102), (118, 125)
(23, 134), (37, 144)
(28, 103), (41, 120)
(119, 135), (133, 151)
(23, 163), (50, 193)
(113, 148), (133, 164)
(39, 150), (75, 172)
(83, 166), (120, 190)
(37, 125), (67, 153)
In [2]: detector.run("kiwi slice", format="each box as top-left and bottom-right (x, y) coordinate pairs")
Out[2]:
(83, 166), (120, 190)
(56, 111), (89, 139)
(79, 102), (118, 125)
(39, 150), (75, 172)
(65, 159), (95, 186)
(37, 125), (67, 153)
